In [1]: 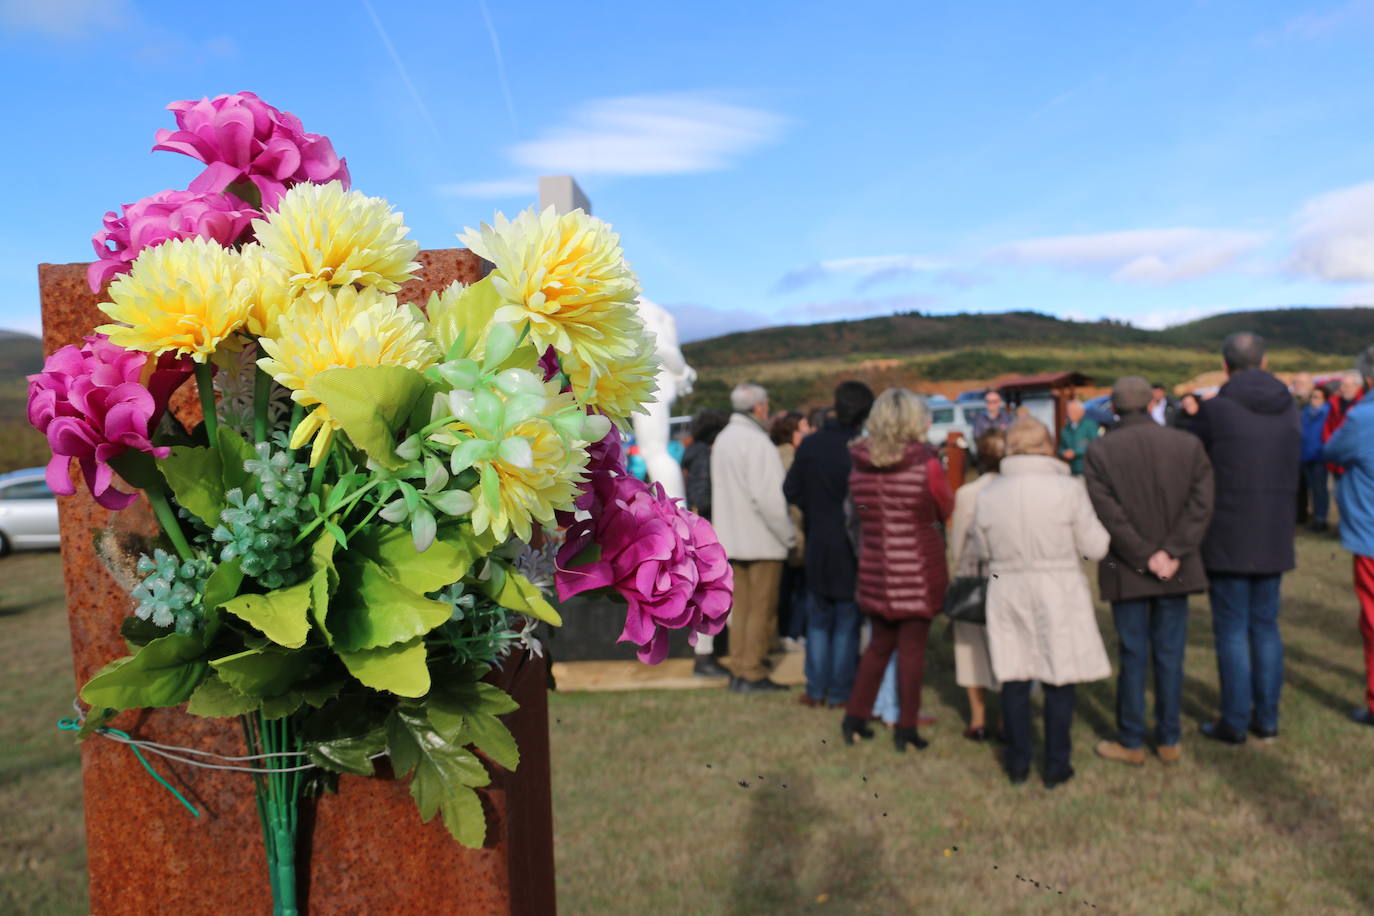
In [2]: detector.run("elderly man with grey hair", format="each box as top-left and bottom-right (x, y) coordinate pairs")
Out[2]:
(1085, 377), (1214, 765)
(1323, 345), (1374, 726)
(710, 383), (796, 692)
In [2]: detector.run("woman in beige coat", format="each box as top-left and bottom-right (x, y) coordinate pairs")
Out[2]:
(972, 417), (1111, 789)
(948, 429), (1006, 740)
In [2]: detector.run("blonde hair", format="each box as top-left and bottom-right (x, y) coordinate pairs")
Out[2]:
(865, 388), (930, 467)
(1005, 416), (1054, 456)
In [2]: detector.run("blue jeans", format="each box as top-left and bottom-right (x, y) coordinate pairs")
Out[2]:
(804, 592), (861, 704)
(1112, 595), (1189, 748)
(1003, 681), (1077, 781)
(1302, 461), (1329, 524)
(1208, 573), (1284, 734)
(873, 655), (900, 724)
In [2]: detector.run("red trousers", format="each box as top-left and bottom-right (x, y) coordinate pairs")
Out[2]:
(846, 615), (932, 729)
(1355, 556), (1374, 715)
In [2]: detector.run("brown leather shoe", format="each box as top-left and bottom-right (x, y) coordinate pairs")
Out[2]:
(1157, 744), (1182, 764)
(1094, 740), (1146, 766)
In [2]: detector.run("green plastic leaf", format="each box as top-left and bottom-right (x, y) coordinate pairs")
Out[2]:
(120, 615), (172, 648)
(302, 698), (390, 776)
(466, 712), (519, 771)
(337, 638), (430, 697)
(387, 707), (491, 848)
(309, 540), (338, 644)
(76, 707), (117, 740)
(329, 557), (452, 651)
(80, 633), (208, 710)
(158, 446), (224, 525)
(308, 366), (432, 470)
(260, 693), (305, 720)
(429, 276), (503, 361)
(220, 578), (313, 648)
(351, 524), (486, 595)
(480, 561), (562, 626)
(107, 448), (163, 491)
(215, 426), (254, 497)
(203, 559), (243, 612)
(210, 648), (310, 698)
(186, 672), (260, 717)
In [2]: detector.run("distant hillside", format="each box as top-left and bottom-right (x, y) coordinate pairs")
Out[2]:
(683, 306), (1369, 371)
(0, 330), (42, 380)
(0, 331), (46, 473)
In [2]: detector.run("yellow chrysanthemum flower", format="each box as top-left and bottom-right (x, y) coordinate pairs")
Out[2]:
(467, 403), (590, 544)
(253, 181), (420, 301)
(96, 237), (252, 362)
(237, 242), (300, 340)
(258, 285), (439, 465)
(561, 327), (661, 429)
(458, 207), (643, 369)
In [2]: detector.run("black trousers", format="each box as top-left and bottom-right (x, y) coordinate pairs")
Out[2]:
(1002, 680), (1077, 780)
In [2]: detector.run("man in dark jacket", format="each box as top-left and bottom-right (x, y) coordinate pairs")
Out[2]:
(1085, 377), (1214, 766)
(1193, 332), (1301, 744)
(783, 380), (874, 707)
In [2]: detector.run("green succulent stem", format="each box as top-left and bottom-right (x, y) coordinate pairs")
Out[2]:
(145, 482), (194, 562)
(194, 361), (219, 446)
(254, 368), (273, 444)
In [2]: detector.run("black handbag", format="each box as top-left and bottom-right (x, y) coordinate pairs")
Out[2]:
(943, 574), (987, 624)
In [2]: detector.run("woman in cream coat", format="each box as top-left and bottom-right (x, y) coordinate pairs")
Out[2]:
(973, 417), (1111, 789)
(948, 429), (1006, 740)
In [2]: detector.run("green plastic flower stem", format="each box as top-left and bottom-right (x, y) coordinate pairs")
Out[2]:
(345, 499), (387, 542)
(309, 439), (333, 497)
(291, 479), (381, 546)
(288, 402), (305, 443)
(254, 368), (273, 444)
(194, 362), (219, 446)
(145, 482), (195, 562)
(244, 711), (301, 916)
(419, 414), (459, 437)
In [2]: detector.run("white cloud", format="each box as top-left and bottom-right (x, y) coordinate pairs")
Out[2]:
(992, 228), (1267, 284)
(1130, 305), (1229, 331)
(436, 178), (538, 199)
(1287, 180), (1374, 282)
(1277, 0), (1374, 40)
(795, 294), (937, 319)
(0, 0), (128, 39)
(509, 93), (786, 176)
(775, 254), (944, 293)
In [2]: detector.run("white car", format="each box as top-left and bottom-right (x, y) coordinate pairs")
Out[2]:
(0, 468), (60, 554)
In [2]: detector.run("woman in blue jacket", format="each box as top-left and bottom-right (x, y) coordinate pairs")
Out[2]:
(1302, 387), (1331, 531)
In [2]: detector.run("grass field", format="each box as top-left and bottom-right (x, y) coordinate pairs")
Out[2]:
(5, 533), (1374, 914)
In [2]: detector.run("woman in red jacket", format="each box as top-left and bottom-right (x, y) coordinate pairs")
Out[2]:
(841, 388), (955, 751)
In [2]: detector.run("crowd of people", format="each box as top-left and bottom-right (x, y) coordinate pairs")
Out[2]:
(676, 331), (1374, 789)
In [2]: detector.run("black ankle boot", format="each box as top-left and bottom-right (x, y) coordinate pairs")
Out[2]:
(893, 727), (928, 752)
(841, 715), (876, 745)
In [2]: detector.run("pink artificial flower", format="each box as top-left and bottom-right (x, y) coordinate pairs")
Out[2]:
(152, 91), (350, 209)
(556, 474), (733, 664)
(538, 346), (561, 383)
(27, 336), (193, 510)
(87, 189), (258, 292)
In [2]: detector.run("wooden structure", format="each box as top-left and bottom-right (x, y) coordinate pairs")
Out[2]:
(994, 371), (1094, 435)
(39, 250), (556, 915)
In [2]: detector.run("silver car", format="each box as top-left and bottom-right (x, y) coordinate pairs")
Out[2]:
(0, 468), (60, 554)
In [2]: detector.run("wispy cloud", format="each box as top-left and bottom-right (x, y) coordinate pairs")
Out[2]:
(476, 0), (518, 134)
(361, 0), (442, 141)
(991, 227), (1267, 284)
(0, 0), (129, 39)
(774, 254), (945, 293)
(1268, 0), (1374, 42)
(509, 92), (786, 176)
(436, 178), (538, 199)
(1287, 180), (1374, 282)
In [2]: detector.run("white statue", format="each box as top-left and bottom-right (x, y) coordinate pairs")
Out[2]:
(632, 298), (696, 500)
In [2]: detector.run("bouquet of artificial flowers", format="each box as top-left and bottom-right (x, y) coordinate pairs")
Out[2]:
(30, 91), (731, 915)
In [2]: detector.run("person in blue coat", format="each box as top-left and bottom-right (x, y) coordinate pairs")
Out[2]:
(1301, 387), (1331, 531)
(1323, 345), (1374, 727)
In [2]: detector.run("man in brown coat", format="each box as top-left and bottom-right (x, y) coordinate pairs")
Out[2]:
(1084, 376), (1215, 765)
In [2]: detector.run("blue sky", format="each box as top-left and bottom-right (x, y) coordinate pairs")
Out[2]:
(4, 0), (1374, 341)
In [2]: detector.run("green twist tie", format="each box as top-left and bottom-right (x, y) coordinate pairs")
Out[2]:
(57, 717), (201, 818)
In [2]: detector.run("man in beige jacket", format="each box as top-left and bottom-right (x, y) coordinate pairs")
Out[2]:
(711, 383), (796, 692)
